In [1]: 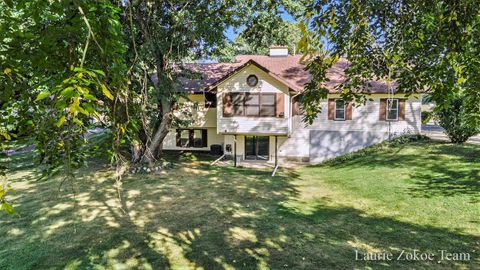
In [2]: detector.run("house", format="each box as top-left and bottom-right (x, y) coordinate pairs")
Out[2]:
(162, 46), (422, 164)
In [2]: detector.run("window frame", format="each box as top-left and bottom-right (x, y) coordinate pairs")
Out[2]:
(204, 92), (217, 108)
(246, 74), (259, 87)
(334, 99), (346, 121)
(244, 93), (260, 116)
(226, 92), (276, 117)
(386, 98), (399, 121)
(231, 93), (245, 116)
(259, 93), (276, 117)
(176, 129), (207, 148)
(179, 129), (190, 147)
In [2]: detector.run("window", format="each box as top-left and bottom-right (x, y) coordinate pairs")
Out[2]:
(176, 129), (207, 148)
(260, 94), (276, 117)
(386, 99), (399, 120)
(245, 93), (260, 116)
(180, 129), (190, 147)
(246, 75), (258, 87)
(334, 100), (346, 120)
(231, 93), (244, 116)
(193, 130), (203, 147)
(225, 92), (276, 117)
(205, 92), (217, 108)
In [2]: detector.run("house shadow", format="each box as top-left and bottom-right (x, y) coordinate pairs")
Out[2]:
(1, 151), (479, 269)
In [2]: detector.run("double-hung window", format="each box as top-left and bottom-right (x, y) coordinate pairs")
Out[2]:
(245, 93), (260, 116)
(231, 93), (244, 116)
(334, 100), (346, 120)
(260, 94), (276, 117)
(386, 99), (399, 120)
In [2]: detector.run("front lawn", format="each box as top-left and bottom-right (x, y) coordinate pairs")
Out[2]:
(0, 140), (479, 269)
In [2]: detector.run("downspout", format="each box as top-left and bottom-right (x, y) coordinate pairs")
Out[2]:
(274, 135), (278, 167)
(210, 154), (226, 166)
(272, 136), (279, 177)
(233, 134), (237, 167)
(288, 92), (301, 137)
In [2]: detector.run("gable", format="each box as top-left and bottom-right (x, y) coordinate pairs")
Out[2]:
(217, 64), (290, 94)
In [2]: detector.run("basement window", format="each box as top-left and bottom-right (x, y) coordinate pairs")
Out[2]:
(176, 129), (207, 148)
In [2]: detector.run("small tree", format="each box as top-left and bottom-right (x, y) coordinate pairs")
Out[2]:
(436, 95), (479, 144)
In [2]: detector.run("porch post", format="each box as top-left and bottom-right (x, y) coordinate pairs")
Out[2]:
(233, 134), (237, 167)
(274, 135), (278, 167)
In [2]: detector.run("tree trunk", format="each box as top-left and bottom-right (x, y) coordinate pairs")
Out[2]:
(140, 100), (173, 164)
(131, 143), (143, 163)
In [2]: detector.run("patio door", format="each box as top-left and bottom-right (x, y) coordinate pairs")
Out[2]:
(245, 136), (269, 160)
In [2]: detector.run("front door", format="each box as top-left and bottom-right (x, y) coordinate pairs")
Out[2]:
(245, 136), (269, 160)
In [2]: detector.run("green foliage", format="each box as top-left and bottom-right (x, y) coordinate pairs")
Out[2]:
(421, 111), (434, 124)
(214, 1), (307, 61)
(0, 130), (14, 215)
(300, 0), (480, 128)
(436, 95), (479, 144)
(0, 182), (15, 215)
(0, 0), (131, 177)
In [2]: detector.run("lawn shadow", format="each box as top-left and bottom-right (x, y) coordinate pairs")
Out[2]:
(1, 151), (479, 269)
(314, 141), (480, 203)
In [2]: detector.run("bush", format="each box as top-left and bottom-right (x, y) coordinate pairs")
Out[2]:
(436, 95), (479, 144)
(388, 134), (430, 146)
(421, 111), (434, 124)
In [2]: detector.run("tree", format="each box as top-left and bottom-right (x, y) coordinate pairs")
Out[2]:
(214, 1), (307, 61)
(436, 94), (479, 143)
(123, 0), (306, 163)
(0, 0), (130, 212)
(298, 0), (480, 136)
(215, 20), (301, 62)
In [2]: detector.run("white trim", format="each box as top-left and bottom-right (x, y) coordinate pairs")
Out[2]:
(334, 99), (346, 121)
(386, 99), (399, 121)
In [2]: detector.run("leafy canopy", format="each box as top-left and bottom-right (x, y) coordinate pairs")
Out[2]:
(299, 0), (480, 126)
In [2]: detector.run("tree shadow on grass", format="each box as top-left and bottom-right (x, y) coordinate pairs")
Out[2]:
(315, 141), (480, 203)
(1, 153), (479, 269)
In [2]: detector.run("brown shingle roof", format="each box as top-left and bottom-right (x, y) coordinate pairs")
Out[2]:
(178, 55), (395, 94)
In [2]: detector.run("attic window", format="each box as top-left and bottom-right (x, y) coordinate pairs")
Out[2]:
(246, 75), (258, 87)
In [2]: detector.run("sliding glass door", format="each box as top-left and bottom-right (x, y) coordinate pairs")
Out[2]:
(245, 136), (269, 160)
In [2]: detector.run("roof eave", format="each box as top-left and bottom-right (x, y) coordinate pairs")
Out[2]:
(203, 59), (304, 93)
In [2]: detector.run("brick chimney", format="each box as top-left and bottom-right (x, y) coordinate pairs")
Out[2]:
(269, 46), (289, 57)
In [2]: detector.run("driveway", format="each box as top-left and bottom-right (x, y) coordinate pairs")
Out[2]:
(422, 124), (480, 144)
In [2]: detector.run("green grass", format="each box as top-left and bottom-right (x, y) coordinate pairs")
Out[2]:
(0, 140), (479, 269)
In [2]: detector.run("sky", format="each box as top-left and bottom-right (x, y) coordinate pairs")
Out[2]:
(225, 8), (296, 41)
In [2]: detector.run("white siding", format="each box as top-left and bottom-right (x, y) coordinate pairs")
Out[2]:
(223, 135), (245, 158)
(217, 65), (290, 135)
(279, 94), (422, 163)
(217, 117), (288, 134)
(307, 95), (422, 134)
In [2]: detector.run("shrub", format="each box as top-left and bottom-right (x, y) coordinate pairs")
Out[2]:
(388, 134), (430, 146)
(436, 95), (479, 144)
(421, 111), (434, 124)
